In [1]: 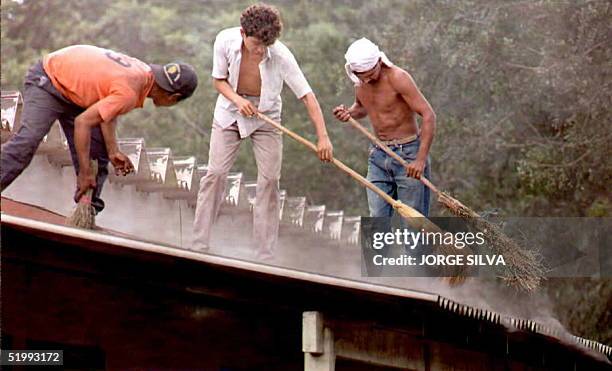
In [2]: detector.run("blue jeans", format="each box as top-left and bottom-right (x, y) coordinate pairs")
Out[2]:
(0, 61), (109, 212)
(366, 139), (431, 217)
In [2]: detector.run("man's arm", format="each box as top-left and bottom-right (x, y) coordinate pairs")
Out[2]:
(348, 97), (368, 119)
(74, 104), (103, 201)
(211, 31), (258, 118)
(213, 78), (258, 117)
(99, 118), (119, 155)
(333, 90), (367, 121)
(390, 68), (436, 179)
(99, 118), (134, 176)
(301, 92), (333, 162)
(279, 48), (333, 162)
(74, 101), (134, 201)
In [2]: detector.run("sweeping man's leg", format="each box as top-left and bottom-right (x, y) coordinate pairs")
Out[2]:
(1, 63), (65, 191)
(366, 145), (395, 217)
(394, 140), (431, 217)
(193, 123), (242, 250)
(250, 124), (283, 257)
(364, 145), (397, 276)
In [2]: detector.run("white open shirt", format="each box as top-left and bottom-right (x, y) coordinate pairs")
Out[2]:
(212, 27), (313, 138)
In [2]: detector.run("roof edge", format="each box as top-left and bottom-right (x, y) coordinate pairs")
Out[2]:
(0, 213), (438, 303)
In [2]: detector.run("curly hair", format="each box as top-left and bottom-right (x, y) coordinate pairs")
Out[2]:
(240, 3), (283, 45)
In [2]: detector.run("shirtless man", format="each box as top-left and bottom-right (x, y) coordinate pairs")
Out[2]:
(333, 38), (436, 217)
(193, 4), (333, 258)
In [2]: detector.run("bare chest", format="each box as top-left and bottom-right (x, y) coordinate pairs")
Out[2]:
(237, 54), (262, 96)
(355, 79), (417, 138)
(356, 82), (403, 111)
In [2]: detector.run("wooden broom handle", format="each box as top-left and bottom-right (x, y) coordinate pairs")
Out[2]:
(346, 117), (440, 194)
(257, 113), (425, 218)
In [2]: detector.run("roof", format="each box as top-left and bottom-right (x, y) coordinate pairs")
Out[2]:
(2, 211), (611, 367)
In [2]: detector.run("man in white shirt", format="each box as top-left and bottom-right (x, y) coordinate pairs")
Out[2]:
(193, 3), (333, 259)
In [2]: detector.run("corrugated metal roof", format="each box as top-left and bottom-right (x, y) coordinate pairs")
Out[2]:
(438, 296), (612, 358)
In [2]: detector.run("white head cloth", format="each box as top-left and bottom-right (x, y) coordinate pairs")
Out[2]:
(344, 37), (393, 84)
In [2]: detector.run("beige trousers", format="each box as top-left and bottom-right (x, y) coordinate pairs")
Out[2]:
(193, 122), (282, 257)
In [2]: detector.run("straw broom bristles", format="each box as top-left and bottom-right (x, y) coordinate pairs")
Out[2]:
(66, 160), (98, 230)
(346, 117), (545, 291)
(437, 192), (545, 291)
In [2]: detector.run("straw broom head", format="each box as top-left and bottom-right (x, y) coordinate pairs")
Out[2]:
(437, 191), (479, 218)
(474, 218), (545, 291)
(66, 160), (98, 230)
(437, 192), (545, 291)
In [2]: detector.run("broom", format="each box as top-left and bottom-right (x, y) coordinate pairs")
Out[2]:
(257, 113), (469, 282)
(66, 160), (98, 229)
(343, 117), (544, 291)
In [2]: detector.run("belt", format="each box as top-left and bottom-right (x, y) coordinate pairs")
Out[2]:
(379, 134), (418, 146)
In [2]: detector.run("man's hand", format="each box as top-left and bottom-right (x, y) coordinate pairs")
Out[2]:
(234, 96), (258, 117)
(332, 105), (351, 122)
(75, 168), (96, 203)
(109, 151), (135, 176)
(317, 135), (334, 162)
(406, 158), (426, 179)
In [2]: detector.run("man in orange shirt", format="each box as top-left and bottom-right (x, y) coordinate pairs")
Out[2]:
(1, 45), (198, 212)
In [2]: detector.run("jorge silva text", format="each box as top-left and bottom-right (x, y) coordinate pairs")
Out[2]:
(372, 254), (507, 266)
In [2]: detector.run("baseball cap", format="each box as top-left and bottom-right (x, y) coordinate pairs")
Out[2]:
(150, 62), (198, 99)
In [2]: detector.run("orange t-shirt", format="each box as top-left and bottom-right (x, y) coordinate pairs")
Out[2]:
(43, 45), (155, 122)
